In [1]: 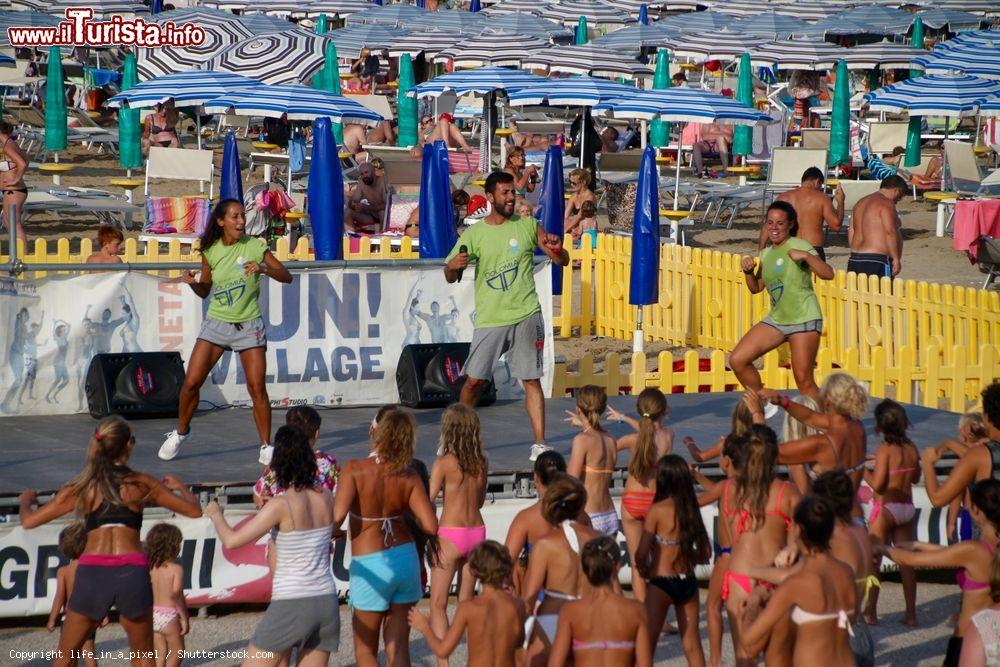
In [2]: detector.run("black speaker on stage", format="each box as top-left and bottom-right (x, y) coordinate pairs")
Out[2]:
(396, 343), (496, 409)
(85, 352), (186, 419)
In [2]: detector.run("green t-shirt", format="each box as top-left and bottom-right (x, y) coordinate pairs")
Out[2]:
(204, 236), (268, 323)
(446, 215), (541, 328)
(760, 236), (823, 325)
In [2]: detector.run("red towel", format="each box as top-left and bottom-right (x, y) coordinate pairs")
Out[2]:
(952, 199), (1000, 263)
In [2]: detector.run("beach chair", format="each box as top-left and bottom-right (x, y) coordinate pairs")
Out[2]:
(218, 114), (251, 139)
(381, 157), (422, 192)
(598, 150), (644, 179)
(833, 179), (881, 238)
(800, 128), (831, 150)
(978, 236), (1000, 289)
(763, 147), (828, 206)
(905, 153), (942, 200)
(943, 140), (994, 196)
(866, 121), (908, 156)
(140, 146), (214, 245)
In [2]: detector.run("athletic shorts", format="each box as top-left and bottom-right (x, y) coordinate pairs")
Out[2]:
(198, 316), (267, 352)
(463, 311), (544, 382)
(761, 316), (823, 339)
(847, 252), (891, 278)
(70, 564), (152, 621)
(349, 542), (423, 612)
(251, 594), (340, 653)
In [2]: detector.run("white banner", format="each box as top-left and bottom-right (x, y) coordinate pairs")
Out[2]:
(0, 264), (554, 417)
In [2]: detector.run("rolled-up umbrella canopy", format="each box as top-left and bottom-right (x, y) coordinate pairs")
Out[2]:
(418, 141), (457, 259)
(45, 46), (66, 153)
(204, 84), (385, 123)
(629, 146), (659, 307)
(151, 0), (162, 14)
(307, 117), (344, 260)
(221, 129), (244, 203)
(117, 53), (142, 171)
(863, 73), (1000, 116)
(397, 54), (418, 147)
(315, 13), (328, 34)
(829, 59), (849, 167)
(905, 19), (925, 169)
(521, 44), (653, 78)
(649, 49), (671, 149)
(206, 31), (327, 85)
(536, 145), (565, 295)
(732, 52), (753, 157)
(470, 0), (482, 12)
(108, 70), (258, 108)
(638, 3), (647, 24)
(137, 9), (254, 79)
(575, 16), (589, 45)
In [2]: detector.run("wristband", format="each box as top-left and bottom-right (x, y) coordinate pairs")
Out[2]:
(779, 395), (790, 410)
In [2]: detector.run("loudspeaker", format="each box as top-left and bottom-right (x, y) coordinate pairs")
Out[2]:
(396, 343), (496, 409)
(85, 352), (186, 419)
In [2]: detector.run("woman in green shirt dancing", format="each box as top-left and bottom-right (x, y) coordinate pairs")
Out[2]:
(159, 199), (293, 464)
(730, 201), (834, 405)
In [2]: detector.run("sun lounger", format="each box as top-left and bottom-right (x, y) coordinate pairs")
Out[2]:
(140, 147), (215, 245)
(763, 147), (828, 206)
(800, 128), (831, 150)
(866, 121), (908, 156)
(943, 140), (997, 196)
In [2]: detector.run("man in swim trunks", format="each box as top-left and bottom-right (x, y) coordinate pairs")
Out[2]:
(761, 166), (845, 262)
(344, 162), (386, 234)
(847, 174), (907, 278)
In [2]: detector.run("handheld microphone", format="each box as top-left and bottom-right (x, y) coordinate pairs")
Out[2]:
(460, 245), (468, 254)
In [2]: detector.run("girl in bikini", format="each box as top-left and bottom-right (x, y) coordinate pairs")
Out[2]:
(145, 524), (187, 667)
(608, 388), (673, 603)
(567, 385), (619, 536)
(722, 425), (800, 667)
(564, 168), (596, 232)
(863, 399), (920, 627)
(0, 120), (29, 244)
(521, 474), (603, 666)
(878, 479), (1000, 667)
(636, 455), (711, 666)
(504, 146), (538, 199)
(428, 403), (488, 667)
(548, 536), (653, 667)
(740, 496), (858, 667)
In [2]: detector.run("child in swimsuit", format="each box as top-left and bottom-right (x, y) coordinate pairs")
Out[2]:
(47, 523), (100, 667)
(936, 412), (990, 543)
(567, 385), (619, 536)
(505, 451), (568, 596)
(862, 399), (920, 627)
(85, 224), (125, 266)
(635, 455), (711, 666)
(145, 523), (188, 667)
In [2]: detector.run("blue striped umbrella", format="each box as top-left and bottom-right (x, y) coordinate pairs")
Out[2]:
(663, 32), (766, 62)
(346, 3), (426, 26)
(521, 44), (653, 78)
(137, 9), (255, 79)
(915, 48), (1000, 80)
(916, 8), (985, 32)
(863, 74), (1000, 116)
(508, 76), (635, 106)
(749, 39), (849, 71)
(0, 9), (59, 48)
(387, 30), (464, 58)
(238, 12), (296, 34)
(834, 6), (914, 34)
(799, 16), (888, 37)
(841, 42), (928, 70)
(437, 32), (550, 68)
(206, 30), (328, 85)
(325, 24), (410, 58)
(981, 99), (1000, 117)
(204, 84), (385, 122)
(408, 66), (546, 98)
(486, 13), (572, 39)
(107, 71), (259, 108)
(725, 11), (813, 40)
(946, 30), (1000, 48)
(542, 0), (636, 27)
(408, 9), (487, 33)
(482, 0), (545, 15)
(301, 0), (374, 17)
(657, 10), (733, 32)
(590, 23), (675, 50)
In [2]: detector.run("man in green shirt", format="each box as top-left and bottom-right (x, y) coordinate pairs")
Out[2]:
(445, 171), (569, 461)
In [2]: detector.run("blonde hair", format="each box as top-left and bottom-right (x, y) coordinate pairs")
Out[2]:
(505, 145), (526, 168)
(821, 373), (868, 420)
(737, 425), (778, 531)
(960, 412), (989, 443)
(782, 394), (822, 442)
(569, 167), (591, 186)
(68, 415), (142, 515)
(374, 409), (417, 474)
(629, 388), (668, 481)
(731, 397), (757, 437)
(439, 403), (487, 478)
(576, 385), (607, 431)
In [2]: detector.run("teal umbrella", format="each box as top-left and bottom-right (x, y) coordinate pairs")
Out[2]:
(316, 13), (328, 34)
(732, 52), (753, 157)
(312, 41), (344, 143)
(44, 46), (67, 155)
(575, 16), (588, 45)
(829, 59), (850, 167)
(117, 53), (142, 173)
(649, 49), (671, 147)
(397, 53), (418, 147)
(905, 17), (925, 167)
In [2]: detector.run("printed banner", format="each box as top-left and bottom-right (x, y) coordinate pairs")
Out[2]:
(0, 264), (554, 417)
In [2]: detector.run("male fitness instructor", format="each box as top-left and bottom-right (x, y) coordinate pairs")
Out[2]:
(444, 171), (570, 462)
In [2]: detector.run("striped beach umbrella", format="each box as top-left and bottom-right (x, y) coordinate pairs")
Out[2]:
(981, 99), (1000, 116)
(9, 0), (49, 10)
(933, 0), (998, 11)
(204, 84), (385, 122)
(0, 9), (58, 47)
(800, 16), (888, 37)
(944, 30), (1000, 48)
(486, 13), (571, 39)
(521, 44), (653, 78)
(835, 6), (914, 34)
(436, 32), (550, 68)
(726, 12), (813, 39)
(770, 2), (836, 23)
(703, 0), (767, 17)
(409, 66), (546, 98)
(346, 3), (427, 26)
(408, 10), (488, 33)
(657, 10), (733, 32)
(388, 30), (464, 58)
(482, 0), (545, 15)
(663, 32), (765, 62)
(507, 75), (635, 106)
(45, 0), (147, 18)
(590, 23), (675, 50)
(916, 8), (984, 32)
(325, 24), (410, 58)
(863, 74), (1000, 116)
(137, 10), (254, 79)
(595, 87), (773, 123)
(542, 0), (636, 27)
(915, 47), (1000, 80)
(237, 13), (296, 34)
(749, 39), (849, 71)
(107, 71), (259, 108)
(206, 31), (327, 85)
(841, 42), (927, 70)
(302, 0), (374, 17)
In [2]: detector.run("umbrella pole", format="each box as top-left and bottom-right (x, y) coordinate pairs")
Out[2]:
(641, 119), (647, 149)
(197, 114), (202, 151)
(579, 106), (585, 169)
(633, 308), (645, 353)
(673, 125), (682, 243)
(974, 112), (982, 148)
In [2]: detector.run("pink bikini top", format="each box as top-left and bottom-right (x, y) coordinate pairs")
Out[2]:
(957, 541), (996, 591)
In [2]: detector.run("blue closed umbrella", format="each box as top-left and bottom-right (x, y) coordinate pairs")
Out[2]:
(151, 0), (162, 14)
(307, 117), (345, 260)
(220, 129), (243, 203)
(638, 3), (648, 25)
(418, 141), (457, 258)
(629, 146), (659, 309)
(535, 145), (565, 295)
(470, 0), (481, 12)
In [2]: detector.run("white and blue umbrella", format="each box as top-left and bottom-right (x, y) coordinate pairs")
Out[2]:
(408, 9), (488, 33)
(45, 0), (147, 18)
(346, 3), (426, 26)
(508, 75), (635, 106)
(749, 39), (849, 71)
(435, 31), (550, 67)
(703, 0), (769, 18)
(590, 23), (675, 50)
(916, 8), (985, 32)
(945, 30), (1000, 48)
(486, 13), (572, 39)
(204, 84), (385, 122)
(325, 24), (410, 58)
(834, 6), (915, 34)
(663, 32), (766, 62)
(980, 99), (1000, 116)
(914, 47), (1000, 80)
(237, 12), (296, 34)
(770, 2), (837, 23)
(541, 0), (636, 27)
(841, 42), (928, 70)
(137, 9), (255, 79)
(863, 74), (1000, 116)
(521, 44), (653, 78)
(658, 10), (733, 32)
(408, 65), (547, 98)
(205, 30), (327, 85)
(300, 0), (374, 17)
(0, 9), (59, 47)
(388, 30), (464, 58)
(725, 11), (813, 40)
(107, 71), (259, 108)
(482, 0), (545, 15)
(797, 16), (889, 37)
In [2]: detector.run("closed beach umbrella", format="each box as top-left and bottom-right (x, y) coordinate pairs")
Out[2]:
(151, 0), (162, 14)
(470, 0), (481, 11)
(418, 141), (457, 258)
(733, 52), (753, 158)
(576, 16), (588, 45)
(117, 53), (142, 172)
(220, 129), (244, 203)
(307, 117), (344, 260)
(536, 145), (565, 295)
(906, 19), (925, 168)
(397, 53), (418, 147)
(629, 146), (659, 351)
(650, 49), (671, 148)
(316, 13), (328, 34)
(45, 46), (66, 154)
(910, 16), (924, 79)
(638, 3), (647, 25)
(829, 59), (849, 167)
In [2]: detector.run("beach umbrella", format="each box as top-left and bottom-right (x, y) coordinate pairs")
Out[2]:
(470, 0), (481, 11)
(544, 0), (635, 28)
(409, 10), (487, 33)
(486, 13), (572, 39)
(799, 16), (887, 38)
(521, 44), (653, 78)
(237, 12), (296, 34)
(151, 0), (162, 14)
(220, 129), (244, 203)
(915, 45), (1000, 80)
(649, 49), (671, 148)
(307, 117), (344, 260)
(590, 23), (674, 51)
(906, 19), (926, 168)
(482, 0), (544, 15)
(204, 84), (385, 123)
(308, 41), (345, 143)
(637, 3), (647, 25)
(702, 0), (767, 18)
(45, 0), (147, 19)
(749, 40), (848, 71)
(107, 71), (258, 108)
(325, 24), (410, 58)
(409, 66), (547, 98)
(117, 53), (142, 173)
(44, 46), (66, 155)
(316, 13), (328, 33)
(388, 30), (464, 58)
(770, 2), (836, 24)
(629, 146), (658, 352)
(658, 10), (733, 32)
(346, 3), (426, 26)
(397, 53), (418, 146)
(575, 16), (589, 45)
(726, 12), (812, 40)
(981, 99), (1000, 117)
(840, 42), (927, 70)
(863, 74), (1000, 117)
(301, 0), (373, 18)
(916, 9), (984, 32)
(732, 52), (753, 158)
(206, 31), (327, 85)
(835, 6), (914, 34)
(946, 30), (1000, 49)
(829, 60), (849, 168)
(435, 32), (550, 68)
(508, 75), (634, 106)
(662, 33), (765, 62)
(535, 145), (565, 295)
(137, 10), (254, 79)
(418, 141), (457, 259)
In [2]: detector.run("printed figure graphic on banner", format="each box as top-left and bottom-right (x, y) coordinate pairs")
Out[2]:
(46, 319), (71, 404)
(119, 289), (143, 353)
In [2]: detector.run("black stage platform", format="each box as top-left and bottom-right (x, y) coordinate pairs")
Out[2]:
(0, 393), (961, 493)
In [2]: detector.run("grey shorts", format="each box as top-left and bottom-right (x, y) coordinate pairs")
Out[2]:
(198, 316), (267, 352)
(251, 593), (340, 654)
(464, 311), (545, 381)
(761, 316), (822, 339)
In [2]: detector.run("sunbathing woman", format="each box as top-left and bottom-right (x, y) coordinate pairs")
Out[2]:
(567, 385), (619, 536)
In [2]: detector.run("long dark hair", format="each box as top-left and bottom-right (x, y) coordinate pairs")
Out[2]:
(767, 200), (798, 237)
(200, 198), (243, 252)
(737, 425), (778, 530)
(270, 425), (317, 491)
(654, 455), (711, 570)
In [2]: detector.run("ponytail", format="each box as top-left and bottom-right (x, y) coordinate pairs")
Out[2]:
(68, 415), (139, 514)
(737, 425), (778, 530)
(576, 385), (606, 431)
(628, 388), (668, 481)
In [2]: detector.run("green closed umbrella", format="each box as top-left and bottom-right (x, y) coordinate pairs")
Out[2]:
(312, 42), (344, 143)
(118, 53), (142, 172)
(904, 17), (925, 168)
(44, 46), (67, 155)
(315, 13), (328, 34)
(829, 59), (850, 167)
(649, 49), (671, 148)
(732, 52), (753, 158)
(397, 53), (418, 147)
(575, 16), (588, 45)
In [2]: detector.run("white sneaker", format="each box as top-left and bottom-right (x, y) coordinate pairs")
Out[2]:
(158, 430), (188, 461)
(529, 443), (553, 462)
(259, 444), (274, 466)
(764, 402), (780, 420)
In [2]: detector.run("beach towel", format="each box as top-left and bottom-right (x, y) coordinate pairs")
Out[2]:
(449, 148), (479, 174)
(143, 197), (210, 236)
(289, 132), (306, 173)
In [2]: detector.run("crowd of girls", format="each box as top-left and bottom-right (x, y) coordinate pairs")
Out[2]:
(18, 380), (1000, 667)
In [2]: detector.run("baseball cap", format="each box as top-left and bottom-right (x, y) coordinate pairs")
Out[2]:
(466, 194), (490, 219)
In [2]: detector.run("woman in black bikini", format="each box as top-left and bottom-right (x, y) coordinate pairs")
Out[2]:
(0, 120), (29, 244)
(142, 101), (179, 154)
